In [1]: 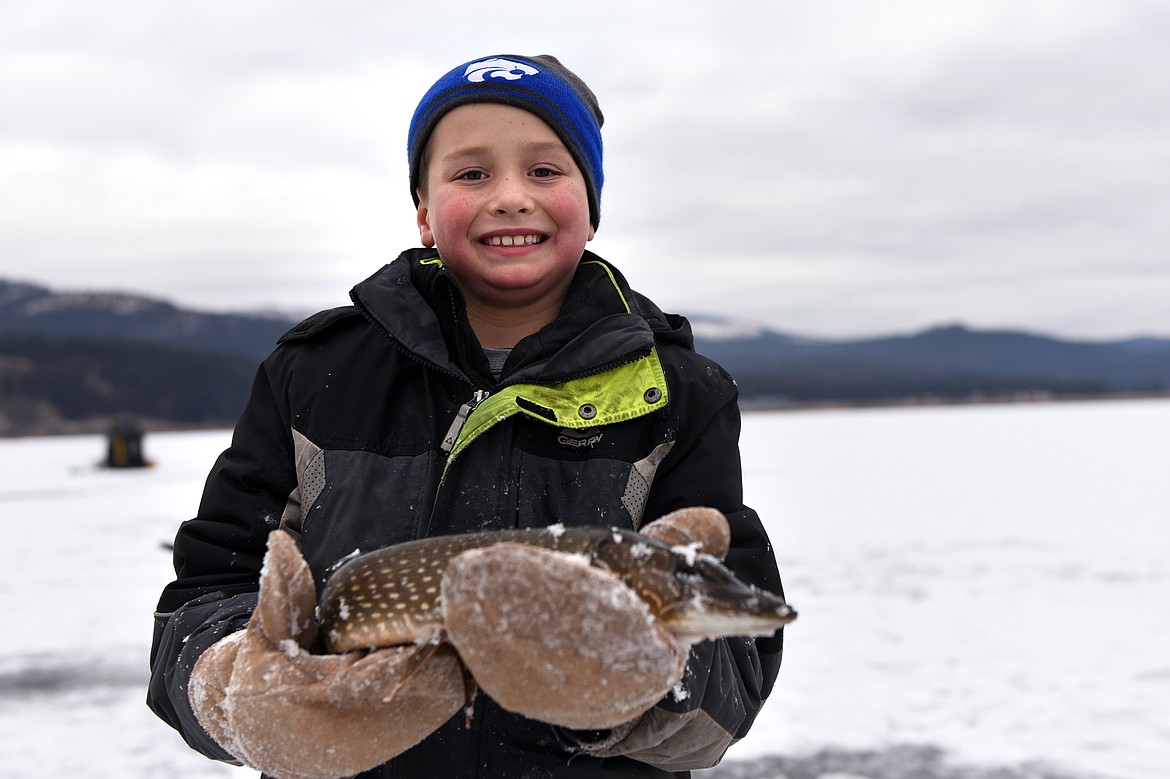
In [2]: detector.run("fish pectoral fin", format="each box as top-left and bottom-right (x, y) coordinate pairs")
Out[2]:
(380, 640), (446, 703)
(386, 639), (476, 725)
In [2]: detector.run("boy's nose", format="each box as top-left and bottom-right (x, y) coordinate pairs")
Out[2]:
(491, 175), (534, 215)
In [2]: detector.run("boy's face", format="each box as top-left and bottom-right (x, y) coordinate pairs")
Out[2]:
(416, 103), (595, 318)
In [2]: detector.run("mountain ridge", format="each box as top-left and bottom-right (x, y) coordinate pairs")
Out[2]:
(1, 279), (1168, 435)
(0, 279), (296, 361)
(689, 318), (1170, 405)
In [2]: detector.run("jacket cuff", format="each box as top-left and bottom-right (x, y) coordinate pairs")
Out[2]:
(570, 707), (735, 771)
(556, 719), (638, 754)
(147, 591), (258, 763)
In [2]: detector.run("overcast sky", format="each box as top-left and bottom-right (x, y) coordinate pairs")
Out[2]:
(2, 0), (1168, 339)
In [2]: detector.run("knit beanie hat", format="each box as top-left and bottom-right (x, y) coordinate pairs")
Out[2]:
(408, 54), (605, 228)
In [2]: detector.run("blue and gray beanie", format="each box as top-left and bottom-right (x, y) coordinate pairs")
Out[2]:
(408, 54), (605, 228)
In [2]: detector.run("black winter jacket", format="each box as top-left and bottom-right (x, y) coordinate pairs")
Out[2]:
(147, 249), (785, 778)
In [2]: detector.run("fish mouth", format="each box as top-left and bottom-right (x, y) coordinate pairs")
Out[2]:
(664, 600), (796, 643)
(662, 555), (796, 642)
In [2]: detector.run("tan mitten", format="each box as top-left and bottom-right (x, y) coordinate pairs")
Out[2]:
(442, 542), (687, 730)
(190, 530), (466, 779)
(640, 506), (731, 561)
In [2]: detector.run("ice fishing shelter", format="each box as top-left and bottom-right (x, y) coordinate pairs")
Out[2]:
(105, 418), (150, 468)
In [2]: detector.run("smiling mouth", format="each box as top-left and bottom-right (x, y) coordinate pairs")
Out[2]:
(481, 234), (546, 247)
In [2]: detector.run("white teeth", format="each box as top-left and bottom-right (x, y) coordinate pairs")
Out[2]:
(484, 234), (542, 246)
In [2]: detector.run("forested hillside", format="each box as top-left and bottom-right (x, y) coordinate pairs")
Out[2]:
(0, 335), (258, 436)
(2, 279), (1169, 435)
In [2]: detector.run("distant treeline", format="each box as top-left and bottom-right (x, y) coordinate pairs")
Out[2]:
(0, 335), (256, 436)
(2, 274), (1169, 436)
(725, 361), (1108, 404)
(694, 324), (1170, 406)
(4, 328), (1167, 437)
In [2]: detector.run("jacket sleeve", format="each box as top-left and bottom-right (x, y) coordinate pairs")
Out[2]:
(146, 360), (298, 761)
(572, 369), (785, 771)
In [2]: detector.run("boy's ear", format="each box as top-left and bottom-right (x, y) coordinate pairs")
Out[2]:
(416, 199), (436, 248)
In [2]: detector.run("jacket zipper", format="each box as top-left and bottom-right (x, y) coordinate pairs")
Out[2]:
(441, 389), (490, 453)
(354, 304), (492, 457)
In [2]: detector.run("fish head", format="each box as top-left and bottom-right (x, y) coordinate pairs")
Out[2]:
(592, 529), (796, 643)
(665, 553), (796, 643)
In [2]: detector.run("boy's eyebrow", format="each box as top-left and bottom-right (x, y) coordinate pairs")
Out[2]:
(438, 141), (574, 166)
(520, 141), (574, 158)
(438, 146), (492, 165)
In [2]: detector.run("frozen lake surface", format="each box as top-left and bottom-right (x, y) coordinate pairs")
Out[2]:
(1, 398), (1167, 778)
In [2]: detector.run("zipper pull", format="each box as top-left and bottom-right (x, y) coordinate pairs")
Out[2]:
(441, 390), (489, 453)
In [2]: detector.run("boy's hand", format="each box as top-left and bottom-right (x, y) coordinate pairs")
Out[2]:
(442, 541), (690, 730)
(189, 530), (466, 779)
(441, 508), (730, 731)
(639, 506), (731, 561)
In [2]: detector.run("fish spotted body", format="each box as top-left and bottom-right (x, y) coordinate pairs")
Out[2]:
(318, 525), (795, 653)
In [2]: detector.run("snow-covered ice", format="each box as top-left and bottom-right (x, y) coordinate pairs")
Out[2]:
(1, 399), (1167, 778)
(729, 398), (1170, 779)
(0, 429), (245, 778)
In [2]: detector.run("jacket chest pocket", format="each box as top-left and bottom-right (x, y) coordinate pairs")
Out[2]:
(513, 440), (674, 531)
(514, 452), (634, 530)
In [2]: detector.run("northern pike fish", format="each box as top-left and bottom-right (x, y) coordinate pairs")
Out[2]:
(318, 524), (796, 653)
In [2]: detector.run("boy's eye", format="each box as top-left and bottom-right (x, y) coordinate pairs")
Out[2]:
(530, 167), (559, 179)
(458, 170), (487, 181)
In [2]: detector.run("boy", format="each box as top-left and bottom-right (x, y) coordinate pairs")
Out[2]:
(148, 54), (785, 778)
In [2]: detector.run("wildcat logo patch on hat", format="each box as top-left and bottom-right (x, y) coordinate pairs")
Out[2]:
(464, 58), (539, 83)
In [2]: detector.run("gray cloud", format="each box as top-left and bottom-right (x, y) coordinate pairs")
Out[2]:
(1, 0), (1167, 339)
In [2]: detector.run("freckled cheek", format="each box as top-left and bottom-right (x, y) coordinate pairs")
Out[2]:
(546, 189), (592, 231)
(430, 193), (480, 242)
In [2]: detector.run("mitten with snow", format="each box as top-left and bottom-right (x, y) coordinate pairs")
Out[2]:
(440, 507), (731, 731)
(639, 506), (731, 561)
(189, 530), (466, 779)
(442, 540), (689, 729)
